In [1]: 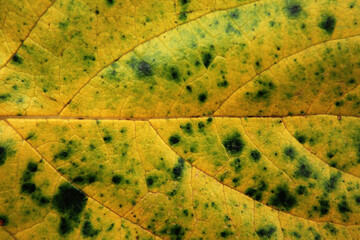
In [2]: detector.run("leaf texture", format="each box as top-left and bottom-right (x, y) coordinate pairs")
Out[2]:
(1, 0), (360, 239)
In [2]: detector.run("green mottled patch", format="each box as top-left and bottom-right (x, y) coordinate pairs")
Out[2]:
(222, 131), (245, 155)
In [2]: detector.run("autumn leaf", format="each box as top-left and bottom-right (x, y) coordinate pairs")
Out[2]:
(1, 0), (360, 239)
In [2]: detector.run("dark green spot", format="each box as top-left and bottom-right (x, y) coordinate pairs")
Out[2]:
(112, 174), (123, 185)
(27, 162), (38, 172)
(21, 183), (36, 194)
(268, 185), (297, 211)
(294, 162), (312, 178)
(52, 183), (87, 217)
(146, 176), (156, 187)
(180, 123), (193, 134)
(0, 146), (7, 166)
(0, 94), (11, 102)
(256, 226), (276, 239)
(319, 15), (336, 34)
(168, 66), (181, 82)
(230, 158), (242, 173)
(324, 172), (341, 192)
(54, 148), (72, 160)
(285, 3), (302, 18)
(284, 146), (296, 160)
(198, 93), (207, 103)
(106, 0), (115, 6)
(337, 199), (351, 214)
(82, 220), (100, 238)
(169, 134), (181, 145)
(12, 54), (23, 64)
(202, 52), (214, 68)
(295, 185), (307, 195)
(172, 158), (185, 180)
(250, 150), (261, 161)
(0, 215), (9, 226)
(103, 135), (112, 143)
(222, 131), (245, 155)
(220, 230), (233, 238)
(323, 223), (338, 235)
(137, 61), (153, 77)
(59, 217), (72, 235)
(295, 133), (306, 144)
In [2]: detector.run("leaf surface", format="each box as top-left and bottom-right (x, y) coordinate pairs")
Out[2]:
(1, 0), (360, 239)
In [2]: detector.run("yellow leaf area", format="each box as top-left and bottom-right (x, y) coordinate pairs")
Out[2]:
(1, 0), (360, 239)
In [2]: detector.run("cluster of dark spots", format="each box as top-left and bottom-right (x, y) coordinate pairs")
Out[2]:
(72, 174), (97, 185)
(169, 134), (181, 145)
(250, 150), (261, 161)
(295, 185), (307, 195)
(180, 122), (193, 134)
(12, 54), (23, 64)
(294, 132), (307, 144)
(217, 80), (228, 88)
(268, 185), (297, 211)
(256, 226), (276, 239)
(197, 121), (205, 130)
(220, 230), (233, 238)
(248, 80), (276, 101)
(0, 215), (9, 226)
(106, 223), (114, 231)
(294, 161), (312, 178)
(106, 0), (115, 6)
(198, 92), (207, 103)
(137, 61), (153, 77)
(337, 198), (351, 214)
(83, 55), (96, 61)
(323, 223), (338, 235)
(172, 158), (185, 180)
(292, 232), (301, 239)
(112, 174), (123, 185)
(313, 199), (330, 216)
(285, 3), (302, 18)
(230, 158), (242, 173)
(54, 141), (76, 161)
(202, 52), (214, 68)
(20, 161), (50, 206)
(283, 146), (296, 160)
(103, 135), (112, 143)
(245, 181), (267, 201)
(318, 15), (336, 34)
(168, 188), (178, 197)
(52, 183), (87, 235)
(160, 224), (186, 240)
(222, 131), (245, 155)
(323, 172), (341, 192)
(82, 214), (100, 238)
